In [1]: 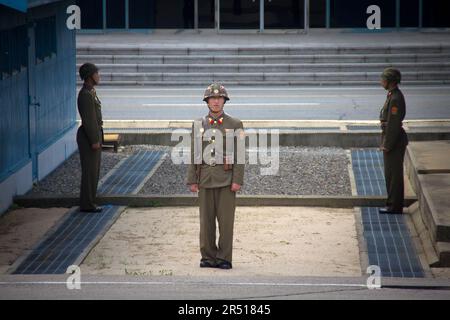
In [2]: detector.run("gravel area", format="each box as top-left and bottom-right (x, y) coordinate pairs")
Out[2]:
(27, 151), (127, 196)
(121, 144), (172, 153)
(27, 145), (352, 196)
(140, 146), (352, 196)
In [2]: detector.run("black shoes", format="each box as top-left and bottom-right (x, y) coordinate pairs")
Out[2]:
(81, 206), (103, 213)
(379, 207), (403, 215)
(199, 260), (232, 269)
(216, 260), (232, 269)
(200, 260), (216, 268)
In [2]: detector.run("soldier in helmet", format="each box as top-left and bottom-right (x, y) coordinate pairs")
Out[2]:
(379, 68), (408, 214)
(186, 83), (245, 269)
(77, 63), (103, 213)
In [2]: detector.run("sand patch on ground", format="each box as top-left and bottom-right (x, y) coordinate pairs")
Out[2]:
(0, 208), (68, 274)
(431, 268), (450, 279)
(81, 206), (361, 277)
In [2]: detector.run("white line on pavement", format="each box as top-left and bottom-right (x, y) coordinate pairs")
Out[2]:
(0, 281), (368, 288)
(142, 103), (321, 107)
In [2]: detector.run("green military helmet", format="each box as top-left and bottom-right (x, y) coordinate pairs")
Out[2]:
(381, 67), (401, 84)
(203, 83), (230, 102)
(79, 62), (99, 81)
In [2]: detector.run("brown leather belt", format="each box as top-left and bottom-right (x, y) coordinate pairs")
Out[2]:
(202, 157), (233, 170)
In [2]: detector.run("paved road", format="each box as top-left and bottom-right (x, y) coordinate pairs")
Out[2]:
(1, 275), (450, 300)
(89, 86), (450, 121)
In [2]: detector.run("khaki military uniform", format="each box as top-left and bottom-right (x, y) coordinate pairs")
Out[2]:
(380, 87), (408, 212)
(187, 112), (245, 265)
(77, 84), (103, 211)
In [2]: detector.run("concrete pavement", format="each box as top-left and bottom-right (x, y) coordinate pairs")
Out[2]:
(1, 275), (450, 300)
(89, 86), (450, 120)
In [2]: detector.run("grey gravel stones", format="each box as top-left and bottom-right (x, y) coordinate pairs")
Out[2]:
(27, 145), (352, 196)
(139, 146), (352, 196)
(27, 151), (127, 196)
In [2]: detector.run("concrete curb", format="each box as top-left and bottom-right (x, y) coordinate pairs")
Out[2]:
(97, 120), (450, 148)
(405, 142), (450, 267)
(76, 44), (450, 53)
(100, 119), (450, 129)
(13, 194), (417, 209)
(102, 130), (450, 148)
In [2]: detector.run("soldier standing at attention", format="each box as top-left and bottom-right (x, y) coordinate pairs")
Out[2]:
(379, 68), (408, 214)
(77, 63), (103, 213)
(186, 83), (245, 270)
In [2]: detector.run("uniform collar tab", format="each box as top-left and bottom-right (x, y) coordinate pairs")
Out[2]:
(83, 83), (95, 92)
(208, 111), (224, 120)
(388, 87), (398, 95)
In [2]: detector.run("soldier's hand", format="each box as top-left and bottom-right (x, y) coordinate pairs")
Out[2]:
(189, 184), (199, 193)
(231, 183), (241, 192)
(380, 147), (389, 153)
(92, 142), (101, 150)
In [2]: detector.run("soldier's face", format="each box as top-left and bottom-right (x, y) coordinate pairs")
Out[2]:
(381, 79), (389, 90)
(208, 96), (225, 113)
(92, 72), (100, 85)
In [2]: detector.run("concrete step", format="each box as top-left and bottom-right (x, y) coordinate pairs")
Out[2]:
(77, 44), (450, 85)
(434, 242), (450, 267)
(77, 53), (450, 65)
(91, 71), (450, 82)
(79, 62), (450, 73)
(76, 45), (450, 56)
(405, 141), (450, 267)
(416, 173), (450, 268)
(409, 202), (450, 268)
(417, 174), (450, 243)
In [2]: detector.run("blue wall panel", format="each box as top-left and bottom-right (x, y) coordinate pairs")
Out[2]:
(0, 37), (30, 182)
(34, 2), (76, 152)
(0, 0), (76, 183)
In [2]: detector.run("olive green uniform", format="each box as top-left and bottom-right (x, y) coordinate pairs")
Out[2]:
(77, 84), (103, 211)
(379, 87), (408, 212)
(187, 112), (245, 265)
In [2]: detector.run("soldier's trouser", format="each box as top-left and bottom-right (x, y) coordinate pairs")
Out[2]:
(77, 127), (101, 211)
(383, 142), (407, 212)
(199, 186), (236, 263)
